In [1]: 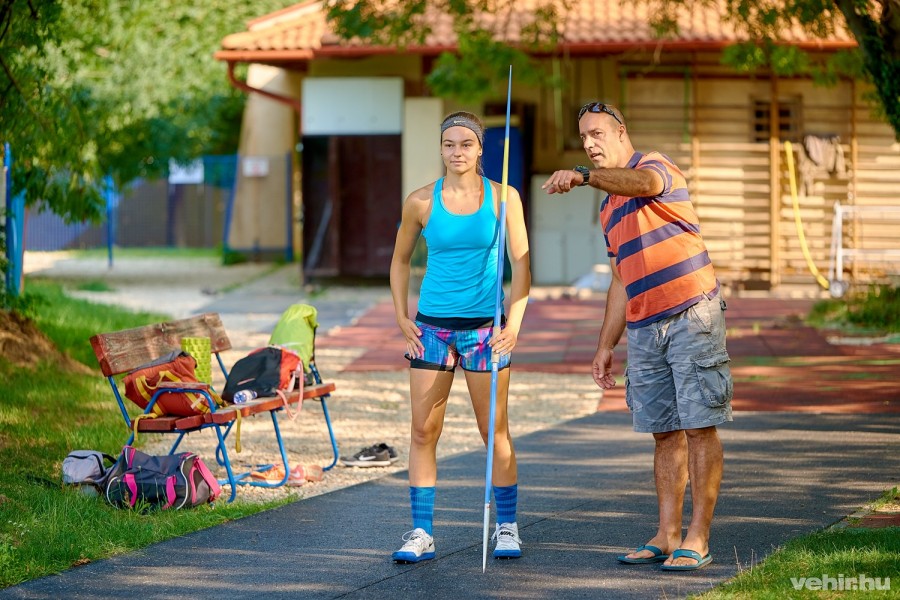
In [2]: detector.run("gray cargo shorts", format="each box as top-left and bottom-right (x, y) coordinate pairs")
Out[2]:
(624, 293), (733, 433)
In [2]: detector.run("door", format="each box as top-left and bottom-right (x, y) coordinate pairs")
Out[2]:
(335, 135), (402, 277)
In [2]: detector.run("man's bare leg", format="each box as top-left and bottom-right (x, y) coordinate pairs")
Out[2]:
(663, 426), (723, 567)
(624, 430), (687, 560)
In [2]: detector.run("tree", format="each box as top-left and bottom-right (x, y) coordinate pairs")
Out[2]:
(326, 1), (570, 101)
(0, 0), (286, 223)
(326, 0), (900, 140)
(644, 0), (900, 140)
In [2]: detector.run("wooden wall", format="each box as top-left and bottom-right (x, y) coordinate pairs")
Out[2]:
(615, 60), (900, 294)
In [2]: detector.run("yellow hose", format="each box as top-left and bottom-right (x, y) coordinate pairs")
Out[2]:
(784, 141), (830, 289)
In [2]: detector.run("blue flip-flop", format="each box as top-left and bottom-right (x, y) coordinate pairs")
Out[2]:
(617, 544), (669, 564)
(660, 548), (713, 571)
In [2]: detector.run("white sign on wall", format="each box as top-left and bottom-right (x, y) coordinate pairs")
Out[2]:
(302, 77), (403, 135)
(242, 156), (270, 178)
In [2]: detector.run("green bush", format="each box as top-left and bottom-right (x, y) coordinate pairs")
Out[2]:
(808, 285), (900, 333)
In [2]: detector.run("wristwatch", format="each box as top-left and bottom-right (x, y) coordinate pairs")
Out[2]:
(573, 165), (591, 186)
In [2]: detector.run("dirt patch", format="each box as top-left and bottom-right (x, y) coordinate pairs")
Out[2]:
(0, 310), (91, 374)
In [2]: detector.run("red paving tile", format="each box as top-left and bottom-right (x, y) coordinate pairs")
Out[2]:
(318, 296), (900, 414)
(849, 513), (900, 529)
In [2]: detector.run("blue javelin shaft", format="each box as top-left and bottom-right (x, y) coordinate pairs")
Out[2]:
(483, 65), (512, 573)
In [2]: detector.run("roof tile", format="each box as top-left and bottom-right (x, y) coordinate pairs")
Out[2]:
(217, 0), (855, 59)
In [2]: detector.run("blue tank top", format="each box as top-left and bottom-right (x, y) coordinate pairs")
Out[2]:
(418, 177), (504, 318)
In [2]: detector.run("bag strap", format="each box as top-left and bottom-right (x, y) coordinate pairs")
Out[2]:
(231, 409), (242, 453)
(131, 413), (157, 444)
(93, 452), (117, 475)
(276, 364), (305, 421)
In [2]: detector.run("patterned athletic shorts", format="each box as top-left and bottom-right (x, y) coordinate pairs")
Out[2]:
(409, 320), (511, 372)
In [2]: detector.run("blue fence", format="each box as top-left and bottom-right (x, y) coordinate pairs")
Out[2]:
(4, 143), (26, 296)
(24, 154), (239, 252)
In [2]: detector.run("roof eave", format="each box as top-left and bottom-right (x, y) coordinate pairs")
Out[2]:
(214, 39), (858, 65)
(557, 39), (858, 54)
(214, 49), (316, 62)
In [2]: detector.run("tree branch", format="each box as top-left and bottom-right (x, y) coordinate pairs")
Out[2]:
(833, 0), (900, 140)
(0, 0), (14, 46)
(0, 54), (52, 131)
(883, 0), (900, 54)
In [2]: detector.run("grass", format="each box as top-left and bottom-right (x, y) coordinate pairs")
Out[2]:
(74, 280), (114, 292)
(70, 247), (222, 260)
(0, 279), (292, 589)
(808, 284), (900, 335)
(871, 487), (900, 512)
(692, 525), (900, 599)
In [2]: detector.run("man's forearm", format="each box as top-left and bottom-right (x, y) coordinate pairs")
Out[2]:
(598, 276), (627, 350)
(585, 167), (660, 197)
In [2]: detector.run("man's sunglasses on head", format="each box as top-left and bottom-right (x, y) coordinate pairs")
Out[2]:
(578, 102), (623, 125)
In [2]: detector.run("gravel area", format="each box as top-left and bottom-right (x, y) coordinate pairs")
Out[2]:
(25, 251), (602, 505)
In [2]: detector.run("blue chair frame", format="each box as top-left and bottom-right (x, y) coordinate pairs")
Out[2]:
(91, 313), (339, 503)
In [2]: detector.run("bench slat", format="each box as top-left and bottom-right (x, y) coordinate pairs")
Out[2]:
(134, 414), (207, 432)
(90, 313), (231, 376)
(205, 382), (336, 424)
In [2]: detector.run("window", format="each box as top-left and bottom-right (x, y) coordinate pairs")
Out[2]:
(751, 97), (802, 143)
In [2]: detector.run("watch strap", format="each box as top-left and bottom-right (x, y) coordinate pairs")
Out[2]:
(573, 166), (590, 186)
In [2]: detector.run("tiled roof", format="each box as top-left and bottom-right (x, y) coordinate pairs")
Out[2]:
(215, 0), (856, 62)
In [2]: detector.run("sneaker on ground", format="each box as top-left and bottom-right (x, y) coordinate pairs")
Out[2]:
(340, 445), (391, 467)
(392, 528), (435, 563)
(374, 442), (400, 463)
(492, 522), (522, 559)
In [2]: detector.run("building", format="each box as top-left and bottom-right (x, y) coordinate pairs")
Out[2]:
(215, 1), (900, 293)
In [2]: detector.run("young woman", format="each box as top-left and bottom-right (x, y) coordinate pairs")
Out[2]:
(389, 111), (531, 562)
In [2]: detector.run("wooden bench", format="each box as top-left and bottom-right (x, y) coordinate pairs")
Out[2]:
(90, 312), (339, 502)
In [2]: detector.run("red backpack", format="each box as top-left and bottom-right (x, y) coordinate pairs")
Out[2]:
(222, 346), (303, 402)
(123, 351), (223, 417)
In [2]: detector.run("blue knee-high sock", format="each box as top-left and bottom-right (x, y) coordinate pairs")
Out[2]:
(493, 484), (518, 525)
(410, 486), (435, 535)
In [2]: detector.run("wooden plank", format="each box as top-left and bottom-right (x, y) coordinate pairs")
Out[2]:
(134, 415), (206, 432)
(205, 382), (337, 424)
(90, 313), (231, 376)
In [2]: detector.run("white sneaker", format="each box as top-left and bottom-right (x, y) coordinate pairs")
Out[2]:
(391, 528), (435, 563)
(492, 522), (522, 559)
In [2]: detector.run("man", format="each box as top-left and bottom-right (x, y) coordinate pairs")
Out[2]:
(542, 102), (733, 571)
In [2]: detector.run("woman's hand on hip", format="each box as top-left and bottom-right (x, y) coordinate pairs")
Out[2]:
(398, 317), (424, 359)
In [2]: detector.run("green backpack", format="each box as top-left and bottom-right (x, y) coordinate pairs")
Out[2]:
(268, 304), (318, 372)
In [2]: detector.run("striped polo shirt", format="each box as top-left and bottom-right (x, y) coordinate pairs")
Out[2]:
(600, 151), (718, 329)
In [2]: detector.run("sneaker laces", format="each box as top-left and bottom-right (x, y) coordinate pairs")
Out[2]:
(399, 529), (432, 552)
(356, 445), (386, 459)
(353, 447), (373, 459)
(492, 523), (521, 548)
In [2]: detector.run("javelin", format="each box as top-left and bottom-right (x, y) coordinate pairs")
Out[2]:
(482, 65), (512, 573)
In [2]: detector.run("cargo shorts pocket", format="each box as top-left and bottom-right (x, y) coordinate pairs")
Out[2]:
(692, 350), (733, 408)
(624, 367), (635, 413)
(687, 299), (714, 334)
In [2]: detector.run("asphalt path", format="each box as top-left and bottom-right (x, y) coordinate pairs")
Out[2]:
(4, 412), (898, 600)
